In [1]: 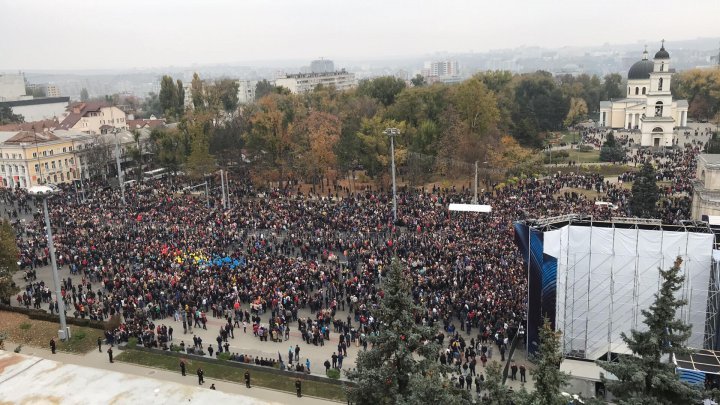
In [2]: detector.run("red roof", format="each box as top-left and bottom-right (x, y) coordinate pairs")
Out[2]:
(127, 119), (165, 130)
(3, 131), (60, 144)
(0, 119), (59, 132)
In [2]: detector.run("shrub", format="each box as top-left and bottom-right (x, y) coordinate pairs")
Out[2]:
(217, 352), (232, 361)
(169, 344), (183, 352)
(577, 145), (594, 152)
(326, 368), (341, 379)
(73, 330), (86, 340)
(127, 337), (138, 349)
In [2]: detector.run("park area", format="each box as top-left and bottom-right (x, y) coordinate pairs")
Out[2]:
(0, 311), (104, 353)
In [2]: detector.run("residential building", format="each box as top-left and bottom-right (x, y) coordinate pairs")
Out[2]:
(274, 70), (356, 94)
(0, 73), (26, 101)
(237, 80), (258, 104)
(57, 102), (128, 134)
(45, 84), (61, 97)
(0, 97), (70, 122)
(310, 59), (335, 74)
(127, 116), (165, 131)
(599, 42), (689, 147)
(0, 128), (146, 189)
(422, 60), (460, 78)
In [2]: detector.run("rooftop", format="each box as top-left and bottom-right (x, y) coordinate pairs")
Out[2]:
(280, 69), (351, 79)
(0, 96), (69, 107)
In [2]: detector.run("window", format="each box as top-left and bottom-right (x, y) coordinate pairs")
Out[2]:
(655, 102), (663, 117)
(628, 86), (631, 95)
(51, 161), (56, 169)
(658, 78), (663, 91)
(32, 152), (37, 158)
(660, 63), (664, 72)
(0, 165), (4, 172)
(63, 147), (67, 153)
(50, 150), (53, 155)
(635, 87), (639, 95)
(43, 151), (47, 157)
(34, 164), (39, 173)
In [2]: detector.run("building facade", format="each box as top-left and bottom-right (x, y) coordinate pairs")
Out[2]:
(599, 43), (689, 147)
(236, 80), (258, 104)
(310, 59), (335, 74)
(0, 73), (26, 102)
(275, 70), (356, 94)
(57, 102), (128, 134)
(692, 154), (720, 220)
(0, 97), (70, 122)
(422, 60), (460, 78)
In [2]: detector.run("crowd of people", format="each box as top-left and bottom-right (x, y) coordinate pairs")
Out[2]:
(0, 130), (713, 398)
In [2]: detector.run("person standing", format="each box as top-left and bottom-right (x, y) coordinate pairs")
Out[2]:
(197, 367), (204, 385)
(107, 347), (113, 363)
(510, 363), (518, 381)
(305, 358), (311, 373)
(180, 360), (186, 376)
(519, 364), (527, 383)
(244, 371), (251, 388)
(50, 338), (56, 354)
(295, 379), (302, 397)
(97, 336), (102, 352)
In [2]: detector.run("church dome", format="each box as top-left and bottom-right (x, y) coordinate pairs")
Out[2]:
(628, 59), (654, 80)
(654, 45), (670, 60)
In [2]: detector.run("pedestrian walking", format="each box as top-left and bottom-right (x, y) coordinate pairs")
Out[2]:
(305, 358), (311, 373)
(519, 364), (527, 382)
(180, 360), (186, 376)
(295, 379), (302, 397)
(107, 347), (113, 363)
(50, 338), (56, 354)
(197, 368), (204, 385)
(97, 336), (102, 352)
(245, 371), (251, 388)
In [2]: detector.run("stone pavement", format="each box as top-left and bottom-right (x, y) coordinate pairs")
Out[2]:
(1, 342), (337, 404)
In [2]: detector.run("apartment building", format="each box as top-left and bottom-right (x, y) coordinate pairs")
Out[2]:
(275, 70), (356, 94)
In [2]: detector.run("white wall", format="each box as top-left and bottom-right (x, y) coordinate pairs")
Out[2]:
(0, 74), (26, 101)
(11, 101), (68, 122)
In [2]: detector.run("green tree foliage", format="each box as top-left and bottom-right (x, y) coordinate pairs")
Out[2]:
(530, 319), (570, 405)
(149, 128), (186, 174)
(357, 76), (407, 107)
(512, 72), (570, 147)
(599, 132), (625, 162)
(176, 79), (185, 113)
(672, 69), (720, 121)
(597, 257), (702, 404)
(191, 72), (205, 109)
(346, 258), (470, 405)
(482, 362), (514, 405)
(206, 79), (239, 114)
(449, 77), (500, 135)
(410, 74), (425, 87)
(184, 114), (216, 178)
(0, 219), (20, 303)
(159, 75), (179, 119)
(25, 86), (46, 98)
(255, 79), (276, 101)
(630, 162), (659, 218)
(603, 73), (624, 100)
(0, 106), (24, 125)
(80, 88), (89, 102)
(141, 92), (162, 118)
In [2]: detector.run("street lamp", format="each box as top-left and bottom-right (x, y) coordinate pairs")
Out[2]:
(384, 128), (400, 224)
(27, 185), (69, 341)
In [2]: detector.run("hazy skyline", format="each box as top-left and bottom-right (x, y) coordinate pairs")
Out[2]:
(1, 0), (719, 70)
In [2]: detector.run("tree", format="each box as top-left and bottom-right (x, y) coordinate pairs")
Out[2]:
(482, 362), (514, 405)
(80, 88), (89, 102)
(185, 116), (216, 178)
(603, 73), (624, 100)
(176, 79), (185, 114)
(191, 72), (205, 109)
(597, 257), (702, 404)
(357, 76), (407, 107)
(449, 77), (500, 135)
(512, 72), (570, 147)
(630, 162), (659, 218)
(25, 85), (46, 98)
(141, 92), (162, 118)
(599, 132), (625, 163)
(410, 74), (426, 87)
(255, 79), (275, 101)
(346, 258), (470, 405)
(296, 111), (341, 188)
(206, 79), (239, 114)
(564, 97), (588, 127)
(530, 319), (570, 405)
(159, 75), (179, 119)
(0, 106), (24, 125)
(0, 219), (20, 304)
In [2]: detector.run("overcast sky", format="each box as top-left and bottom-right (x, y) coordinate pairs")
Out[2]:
(1, 0), (719, 70)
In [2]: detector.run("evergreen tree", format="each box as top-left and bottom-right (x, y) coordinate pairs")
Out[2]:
(597, 257), (701, 404)
(482, 361), (514, 405)
(530, 319), (570, 405)
(80, 87), (89, 102)
(176, 79), (185, 115)
(346, 258), (470, 405)
(0, 219), (20, 304)
(630, 162), (659, 218)
(599, 132), (625, 162)
(191, 72), (205, 109)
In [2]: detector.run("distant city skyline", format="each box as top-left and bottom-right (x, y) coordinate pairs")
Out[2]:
(1, 0), (719, 70)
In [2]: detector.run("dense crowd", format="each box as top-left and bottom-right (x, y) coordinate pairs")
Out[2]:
(0, 137), (709, 384)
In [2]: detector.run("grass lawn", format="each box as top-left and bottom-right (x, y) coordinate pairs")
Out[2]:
(116, 349), (348, 402)
(0, 311), (104, 353)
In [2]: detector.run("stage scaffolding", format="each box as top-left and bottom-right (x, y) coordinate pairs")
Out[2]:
(520, 217), (720, 361)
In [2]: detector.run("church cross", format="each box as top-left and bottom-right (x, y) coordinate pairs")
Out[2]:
(661, 39), (665, 48)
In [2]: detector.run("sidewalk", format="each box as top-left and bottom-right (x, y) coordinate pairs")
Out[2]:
(2, 340), (338, 404)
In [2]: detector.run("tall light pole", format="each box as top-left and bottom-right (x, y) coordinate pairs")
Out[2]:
(473, 160), (478, 204)
(112, 130), (126, 206)
(27, 186), (68, 340)
(384, 128), (399, 224)
(220, 169), (227, 209)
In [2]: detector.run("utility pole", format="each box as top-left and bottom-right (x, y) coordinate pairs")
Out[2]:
(384, 128), (399, 224)
(473, 160), (478, 204)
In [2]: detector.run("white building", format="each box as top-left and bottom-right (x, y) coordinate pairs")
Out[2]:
(599, 42), (689, 147)
(310, 59), (335, 73)
(0, 97), (70, 122)
(237, 80), (258, 104)
(0, 73), (26, 101)
(692, 154), (720, 220)
(275, 70), (356, 94)
(57, 102), (128, 134)
(422, 60), (460, 78)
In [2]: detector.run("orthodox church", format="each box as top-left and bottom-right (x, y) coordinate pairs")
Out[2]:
(599, 41), (689, 147)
